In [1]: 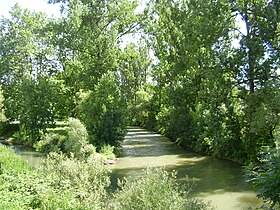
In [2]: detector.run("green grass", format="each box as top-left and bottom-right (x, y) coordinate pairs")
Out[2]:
(0, 144), (32, 174)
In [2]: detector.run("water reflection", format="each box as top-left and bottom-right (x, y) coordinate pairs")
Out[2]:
(110, 126), (263, 210)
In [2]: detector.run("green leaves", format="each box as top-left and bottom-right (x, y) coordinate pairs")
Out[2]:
(244, 147), (280, 207)
(0, 0), (278, 168)
(0, 0), (141, 146)
(80, 71), (126, 147)
(0, 144), (110, 210)
(137, 0), (280, 164)
(111, 167), (211, 210)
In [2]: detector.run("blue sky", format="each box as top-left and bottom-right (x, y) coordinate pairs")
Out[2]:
(0, 0), (61, 18)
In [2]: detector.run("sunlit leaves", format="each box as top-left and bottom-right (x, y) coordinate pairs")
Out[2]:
(80, 71), (126, 147)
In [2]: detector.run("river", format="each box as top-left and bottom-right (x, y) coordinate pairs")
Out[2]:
(109, 127), (262, 210)
(2, 127), (263, 209)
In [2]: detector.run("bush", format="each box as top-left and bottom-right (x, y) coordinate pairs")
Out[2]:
(34, 132), (67, 153)
(10, 124), (32, 145)
(35, 118), (96, 158)
(156, 105), (194, 145)
(244, 147), (280, 208)
(0, 144), (32, 174)
(99, 144), (116, 160)
(80, 71), (127, 148)
(39, 152), (110, 209)
(0, 145), (111, 209)
(0, 145), (212, 210)
(110, 167), (212, 210)
(0, 145), (44, 209)
(64, 117), (89, 157)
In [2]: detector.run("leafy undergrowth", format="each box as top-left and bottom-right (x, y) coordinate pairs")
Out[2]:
(244, 147), (280, 209)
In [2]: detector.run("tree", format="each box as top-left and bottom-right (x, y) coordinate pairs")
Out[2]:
(141, 0), (279, 163)
(48, 0), (140, 90)
(46, 0), (142, 122)
(143, 0), (236, 152)
(0, 5), (71, 143)
(118, 42), (152, 124)
(229, 0), (280, 161)
(80, 71), (126, 148)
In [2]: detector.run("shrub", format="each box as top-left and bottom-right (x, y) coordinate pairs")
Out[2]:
(110, 167), (212, 210)
(10, 124), (31, 145)
(39, 152), (110, 209)
(0, 144), (32, 174)
(0, 145), (44, 209)
(34, 132), (67, 153)
(0, 145), (111, 210)
(64, 117), (89, 157)
(80, 71), (127, 148)
(0, 145), (213, 210)
(244, 147), (280, 208)
(35, 118), (96, 158)
(100, 144), (116, 160)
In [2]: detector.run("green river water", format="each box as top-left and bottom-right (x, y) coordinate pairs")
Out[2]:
(3, 127), (263, 209)
(109, 127), (262, 209)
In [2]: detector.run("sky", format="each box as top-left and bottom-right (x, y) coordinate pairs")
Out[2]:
(0, 0), (61, 18)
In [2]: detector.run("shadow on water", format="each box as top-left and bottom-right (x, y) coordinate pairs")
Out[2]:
(109, 126), (263, 209)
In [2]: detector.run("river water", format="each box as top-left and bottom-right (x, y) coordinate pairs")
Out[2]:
(2, 127), (263, 209)
(109, 127), (262, 210)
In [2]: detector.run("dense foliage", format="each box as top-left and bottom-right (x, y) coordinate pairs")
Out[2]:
(0, 0), (278, 162)
(244, 128), (280, 208)
(245, 148), (280, 208)
(80, 71), (127, 148)
(0, 145), (110, 209)
(35, 118), (96, 157)
(138, 0), (280, 163)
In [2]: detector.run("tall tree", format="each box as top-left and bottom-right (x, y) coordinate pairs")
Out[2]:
(118, 42), (152, 124)
(48, 0), (140, 90)
(0, 5), (69, 142)
(141, 0), (279, 162)
(229, 0), (280, 161)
